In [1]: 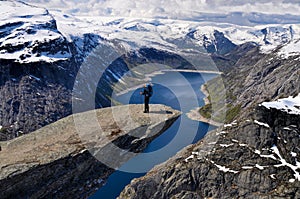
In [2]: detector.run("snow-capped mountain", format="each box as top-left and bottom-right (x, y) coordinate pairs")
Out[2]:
(0, 1), (72, 63)
(1, 0), (300, 140)
(2, 1), (300, 65)
(1, 1), (300, 198)
(55, 14), (300, 56)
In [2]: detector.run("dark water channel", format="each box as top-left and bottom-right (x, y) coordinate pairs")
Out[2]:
(91, 71), (218, 199)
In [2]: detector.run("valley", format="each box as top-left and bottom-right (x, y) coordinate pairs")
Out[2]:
(0, 1), (299, 198)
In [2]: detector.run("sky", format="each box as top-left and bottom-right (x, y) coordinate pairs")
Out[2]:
(23, 0), (300, 20)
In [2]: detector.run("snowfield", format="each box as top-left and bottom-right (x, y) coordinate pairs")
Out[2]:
(278, 39), (300, 59)
(261, 94), (300, 115)
(1, 1), (300, 64)
(0, 1), (71, 63)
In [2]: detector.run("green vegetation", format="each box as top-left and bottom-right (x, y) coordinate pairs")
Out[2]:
(225, 104), (242, 122)
(198, 75), (243, 124)
(226, 91), (237, 102)
(199, 104), (212, 119)
(202, 76), (227, 123)
(199, 103), (242, 123)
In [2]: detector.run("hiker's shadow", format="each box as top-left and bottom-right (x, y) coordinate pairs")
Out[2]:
(150, 110), (173, 114)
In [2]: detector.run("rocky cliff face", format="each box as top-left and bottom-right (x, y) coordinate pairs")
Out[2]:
(0, 2), (199, 140)
(1, 1), (299, 141)
(200, 39), (300, 124)
(0, 1), (101, 140)
(118, 40), (300, 198)
(1, 2), (300, 197)
(119, 101), (300, 199)
(0, 104), (180, 199)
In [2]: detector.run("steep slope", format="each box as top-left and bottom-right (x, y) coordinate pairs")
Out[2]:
(199, 39), (300, 124)
(0, 2), (187, 140)
(1, 1), (300, 142)
(0, 104), (181, 199)
(119, 104), (300, 199)
(119, 41), (300, 198)
(0, 1), (71, 63)
(0, 1), (103, 140)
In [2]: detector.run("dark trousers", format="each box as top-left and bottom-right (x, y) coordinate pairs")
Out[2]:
(144, 96), (150, 113)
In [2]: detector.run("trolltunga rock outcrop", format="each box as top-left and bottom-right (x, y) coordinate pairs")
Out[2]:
(0, 104), (180, 199)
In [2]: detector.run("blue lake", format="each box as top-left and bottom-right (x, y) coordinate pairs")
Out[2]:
(90, 71), (218, 199)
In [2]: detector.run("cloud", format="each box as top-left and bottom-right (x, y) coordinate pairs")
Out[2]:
(23, 0), (300, 20)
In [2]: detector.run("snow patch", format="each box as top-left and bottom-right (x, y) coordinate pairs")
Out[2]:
(278, 40), (300, 59)
(185, 155), (194, 163)
(29, 75), (41, 81)
(242, 166), (254, 170)
(211, 161), (239, 174)
(255, 150), (261, 155)
(260, 154), (277, 160)
(291, 152), (297, 157)
(272, 145), (300, 181)
(270, 174), (276, 179)
(232, 139), (239, 143)
(289, 179), (296, 183)
(261, 93), (300, 115)
(216, 131), (227, 135)
(255, 164), (266, 170)
(224, 121), (237, 128)
(254, 120), (270, 128)
(220, 143), (234, 148)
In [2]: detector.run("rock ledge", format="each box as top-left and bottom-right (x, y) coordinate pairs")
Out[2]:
(0, 104), (180, 198)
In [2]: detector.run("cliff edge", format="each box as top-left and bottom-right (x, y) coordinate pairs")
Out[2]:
(0, 104), (181, 198)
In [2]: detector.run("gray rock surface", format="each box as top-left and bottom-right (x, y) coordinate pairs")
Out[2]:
(119, 105), (300, 199)
(118, 44), (300, 199)
(0, 104), (180, 199)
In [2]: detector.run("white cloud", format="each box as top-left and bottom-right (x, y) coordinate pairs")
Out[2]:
(23, 0), (300, 21)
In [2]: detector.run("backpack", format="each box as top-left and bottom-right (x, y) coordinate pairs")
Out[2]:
(147, 84), (153, 97)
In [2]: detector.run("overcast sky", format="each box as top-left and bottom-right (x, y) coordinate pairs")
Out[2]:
(23, 0), (300, 19)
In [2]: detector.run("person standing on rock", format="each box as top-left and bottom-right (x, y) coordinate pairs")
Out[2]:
(140, 83), (153, 113)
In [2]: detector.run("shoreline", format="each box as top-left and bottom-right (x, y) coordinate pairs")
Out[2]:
(160, 69), (222, 74)
(186, 84), (223, 127)
(113, 68), (223, 127)
(114, 69), (221, 96)
(186, 107), (223, 127)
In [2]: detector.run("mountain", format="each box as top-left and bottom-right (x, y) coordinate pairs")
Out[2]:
(1, 1), (300, 141)
(118, 38), (300, 199)
(1, 1), (300, 198)
(119, 104), (300, 198)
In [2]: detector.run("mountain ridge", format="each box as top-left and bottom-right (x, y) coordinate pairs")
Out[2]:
(1, 0), (300, 139)
(0, 1), (300, 198)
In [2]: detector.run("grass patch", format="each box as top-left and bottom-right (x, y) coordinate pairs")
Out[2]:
(199, 104), (212, 119)
(225, 104), (242, 123)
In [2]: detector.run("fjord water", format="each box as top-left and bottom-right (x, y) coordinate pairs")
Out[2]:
(91, 71), (218, 199)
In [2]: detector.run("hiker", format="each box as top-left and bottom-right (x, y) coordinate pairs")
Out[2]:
(140, 83), (153, 113)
